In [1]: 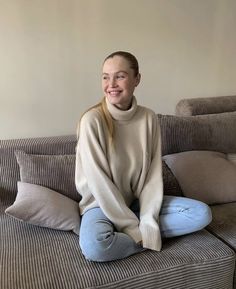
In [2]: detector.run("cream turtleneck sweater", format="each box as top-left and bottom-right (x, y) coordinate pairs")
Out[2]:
(75, 96), (163, 251)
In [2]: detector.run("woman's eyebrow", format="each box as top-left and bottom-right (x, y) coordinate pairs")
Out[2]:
(102, 71), (128, 75)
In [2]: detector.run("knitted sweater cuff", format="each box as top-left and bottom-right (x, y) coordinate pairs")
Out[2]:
(139, 219), (162, 251)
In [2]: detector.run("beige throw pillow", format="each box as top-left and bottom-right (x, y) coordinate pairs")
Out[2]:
(163, 151), (236, 204)
(5, 182), (80, 234)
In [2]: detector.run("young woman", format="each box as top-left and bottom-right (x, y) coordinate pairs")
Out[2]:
(75, 51), (212, 262)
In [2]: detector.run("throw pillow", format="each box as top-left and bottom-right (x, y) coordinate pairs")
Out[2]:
(5, 182), (80, 234)
(15, 150), (80, 202)
(163, 151), (236, 204)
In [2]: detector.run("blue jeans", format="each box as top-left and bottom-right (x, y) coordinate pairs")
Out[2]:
(79, 196), (212, 262)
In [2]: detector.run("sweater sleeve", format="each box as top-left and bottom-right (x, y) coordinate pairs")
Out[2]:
(138, 116), (163, 251)
(76, 111), (142, 243)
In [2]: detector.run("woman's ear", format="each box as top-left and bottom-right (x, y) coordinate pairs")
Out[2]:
(135, 73), (141, 87)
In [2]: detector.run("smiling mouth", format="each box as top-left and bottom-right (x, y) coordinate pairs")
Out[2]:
(108, 90), (122, 96)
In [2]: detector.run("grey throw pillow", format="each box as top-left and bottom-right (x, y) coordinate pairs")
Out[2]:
(163, 151), (236, 204)
(5, 182), (80, 234)
(15, 150), (80, 202)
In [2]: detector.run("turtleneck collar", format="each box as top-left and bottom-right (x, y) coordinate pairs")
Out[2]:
(105, 96), (138, 121)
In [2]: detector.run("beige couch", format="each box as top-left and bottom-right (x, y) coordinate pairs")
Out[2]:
(0, 95), (236, 289)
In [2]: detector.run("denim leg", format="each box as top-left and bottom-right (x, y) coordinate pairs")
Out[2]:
(159, 196), (212, 238)
(79, 196), (212, 262)
(79, 207), (143, 262)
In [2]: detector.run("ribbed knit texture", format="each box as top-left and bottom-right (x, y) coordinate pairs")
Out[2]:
(76, 97), (163, 250)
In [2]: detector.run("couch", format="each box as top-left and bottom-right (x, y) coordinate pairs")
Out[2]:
(1, 95), (236, 289)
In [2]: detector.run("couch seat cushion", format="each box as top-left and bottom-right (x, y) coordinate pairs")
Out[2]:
(207, 202), (236, 289)
(0, 205), (235, 289)
(207, 202), (236, 251)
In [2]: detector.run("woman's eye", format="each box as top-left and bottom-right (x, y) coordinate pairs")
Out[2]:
(117, 75), (125, 79)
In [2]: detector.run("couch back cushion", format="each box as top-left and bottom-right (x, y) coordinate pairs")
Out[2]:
(158, 111), (236, 156)
(3, 108), (236, 202)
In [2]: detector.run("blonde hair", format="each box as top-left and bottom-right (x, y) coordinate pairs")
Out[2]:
(76, 96), (114, 146)
(77, 51), (139, 146)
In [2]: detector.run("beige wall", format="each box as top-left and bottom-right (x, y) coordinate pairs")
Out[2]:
(0, 0), (236, 140)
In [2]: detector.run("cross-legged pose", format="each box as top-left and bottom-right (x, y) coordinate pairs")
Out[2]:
(75, 51), (212, 262)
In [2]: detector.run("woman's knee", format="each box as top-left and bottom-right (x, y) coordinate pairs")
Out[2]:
(79, 231), (116, 262)
(194, 201), (212, 229)
(79, 239), (110, 262)
(79, 222), (116, 262)
(79, 208), (116, 261)
(182, 198), (212, 231)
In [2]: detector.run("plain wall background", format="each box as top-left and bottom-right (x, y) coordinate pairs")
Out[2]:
(0, 0), (236, 140)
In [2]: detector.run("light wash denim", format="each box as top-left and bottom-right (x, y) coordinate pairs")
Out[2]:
(79, 196), (212, 262)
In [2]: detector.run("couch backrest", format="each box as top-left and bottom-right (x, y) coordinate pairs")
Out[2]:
(0, 131), (183, 203)
(2, 96), (236, 203)
(175, 95), (236, 116)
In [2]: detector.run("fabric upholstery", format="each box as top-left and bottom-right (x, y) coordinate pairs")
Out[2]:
(207, 202), (236, 251)
(175, 95), (236, 116)
(207, 202), (236, 288)
(0, 135), (77, 204)
(227, 153), (236, 164)
(0, 135), (180, 205)
(1, 117), (236, 289)
(0, 206), (235, 289)
(163, 151), (236, 204)
(5, 182), (80, 234)
(15, 150), (80, 202)
(162, 161), (183, 196)
(158, 112), (236, 156)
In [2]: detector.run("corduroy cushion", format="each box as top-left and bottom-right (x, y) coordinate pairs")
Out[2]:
(163, 151), (236, 204)
(175, 95), (236, 116)
(158, 112), (236, 155)
(5, 182), (80, 234)
(162, 161), (183, 196)
(14, 151), (80, 202)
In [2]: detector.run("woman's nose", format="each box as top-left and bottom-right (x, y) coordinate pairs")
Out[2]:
(109, 78), (117, 87)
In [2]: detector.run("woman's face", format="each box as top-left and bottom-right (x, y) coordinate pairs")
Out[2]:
(102, 56), (140, 110)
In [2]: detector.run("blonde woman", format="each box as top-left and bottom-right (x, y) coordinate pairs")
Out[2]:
(75, 51), (212, 262)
